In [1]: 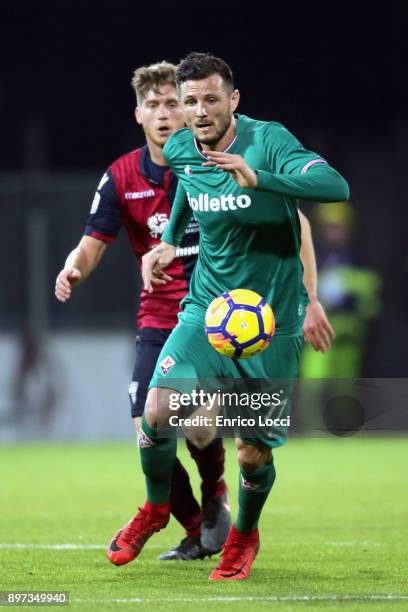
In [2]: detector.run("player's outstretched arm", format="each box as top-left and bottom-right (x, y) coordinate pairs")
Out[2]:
(299, 211), (335, 352)
(55, 236), (107, 302)
(142, 242), (176, 294)
(204, 150), (349, 202)
(202, 152), (258, 188)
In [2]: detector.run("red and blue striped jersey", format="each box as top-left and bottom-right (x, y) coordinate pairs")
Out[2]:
(85, 146), (199, 329)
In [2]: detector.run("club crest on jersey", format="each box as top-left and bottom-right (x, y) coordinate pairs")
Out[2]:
(184, 165), (193, 176)
(160, 355), (175, 375)
(147, 212), (169, 239)
(139, 429), (154, 448)
(240, 475), (261, 490)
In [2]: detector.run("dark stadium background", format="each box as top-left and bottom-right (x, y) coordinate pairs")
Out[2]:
(1, 0), (407, 379)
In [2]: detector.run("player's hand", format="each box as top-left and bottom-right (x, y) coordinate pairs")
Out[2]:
(202, 151), (258, 188)
(303, 299), (335, 352)
(55, 268), (82, 302)
(142, 242), (176, 293)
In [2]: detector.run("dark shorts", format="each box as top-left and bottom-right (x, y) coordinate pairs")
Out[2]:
(129, 327), (172, 418)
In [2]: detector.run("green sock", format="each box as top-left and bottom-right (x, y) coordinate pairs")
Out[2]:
(139, 415), (176, 504)
(235, 460), (276, 533)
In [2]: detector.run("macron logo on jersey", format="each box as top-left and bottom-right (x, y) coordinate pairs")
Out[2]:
(187, 192), (252, 213)
(125, 189), (155, 200)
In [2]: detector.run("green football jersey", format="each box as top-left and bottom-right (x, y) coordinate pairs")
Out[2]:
(163, 114), (349, 337)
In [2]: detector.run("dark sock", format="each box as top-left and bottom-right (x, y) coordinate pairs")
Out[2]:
(139, 415), (176, 505)
(235, 460), (276, 533)
(170, 458), (202, 536)
(186, 438), (226, 501)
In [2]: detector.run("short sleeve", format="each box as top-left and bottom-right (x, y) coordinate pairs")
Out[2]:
(84, 169), (122, 242)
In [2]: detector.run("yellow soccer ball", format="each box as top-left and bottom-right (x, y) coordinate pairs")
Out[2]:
(205, 289), (275, 359)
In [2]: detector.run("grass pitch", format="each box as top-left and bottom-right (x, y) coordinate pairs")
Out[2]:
(0, 437), (407, 610)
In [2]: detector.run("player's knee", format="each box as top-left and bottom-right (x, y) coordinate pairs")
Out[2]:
(185, 428), (215, 450)
(144, 387), (180, 430)
(236, 440), (272, 473)
(144, 388), (159, 428)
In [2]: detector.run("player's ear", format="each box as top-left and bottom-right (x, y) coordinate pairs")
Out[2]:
(135, 106), (142, 125)
(230, 89), (240, 113)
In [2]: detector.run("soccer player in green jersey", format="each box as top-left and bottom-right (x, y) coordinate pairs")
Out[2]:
(108, 52), (347, 580)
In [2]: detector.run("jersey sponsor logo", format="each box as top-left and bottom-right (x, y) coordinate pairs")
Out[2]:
(187, 192), (252, 212)
(125, 189), (155, 199)
(175, 244), (199, 257)
(147, 212), (169, 239)
(160, 355), (175, 375)
(184, 165), (193, 176)
(138, 429), (155, 448)
(185, 219), (199, 234)
(240, 475), (261, 490)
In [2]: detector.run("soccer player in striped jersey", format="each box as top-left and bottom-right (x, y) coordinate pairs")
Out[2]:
(55, 62), (230, 561)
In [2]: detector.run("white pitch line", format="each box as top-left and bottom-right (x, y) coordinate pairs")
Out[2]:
(0, 540), (386, 551)
(73, 595), (408, 604)
(325, 540), (383, 547)
(0, 543), (165, 550)
(0, 543), (106, 550)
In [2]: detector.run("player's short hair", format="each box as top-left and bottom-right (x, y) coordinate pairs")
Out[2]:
(131, 61), (177, 104)
(176, 52), (234, 93)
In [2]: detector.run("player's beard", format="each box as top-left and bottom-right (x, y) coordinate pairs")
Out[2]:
(194, 112), (232, 147)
